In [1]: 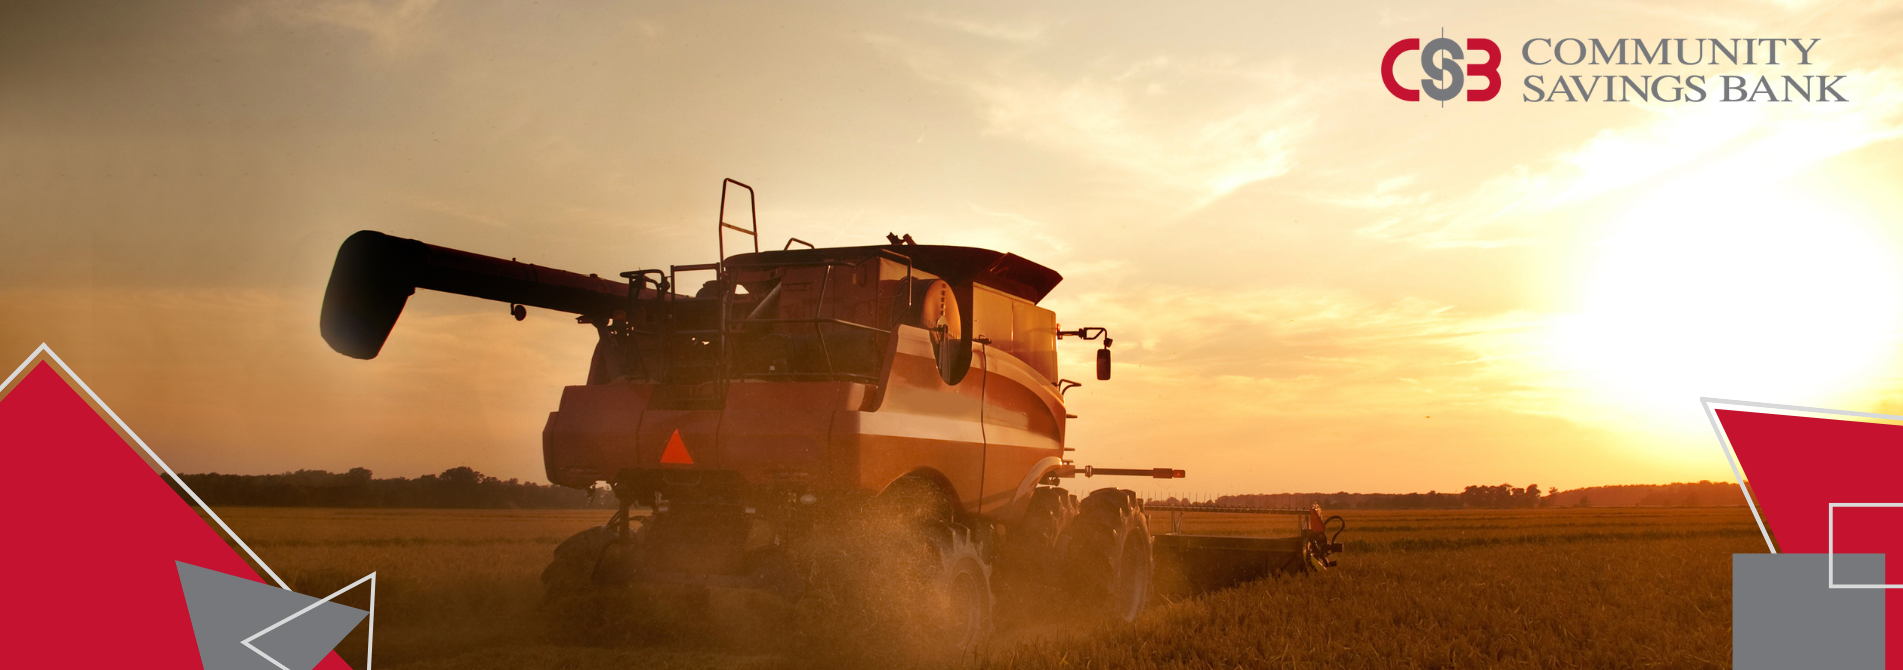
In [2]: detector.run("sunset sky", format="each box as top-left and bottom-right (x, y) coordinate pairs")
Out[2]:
(5, 0), (1903, 496)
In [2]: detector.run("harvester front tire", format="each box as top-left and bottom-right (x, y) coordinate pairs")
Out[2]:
(542, 525), (615, 595)
(996, 486), (1071, 611)
(1060, 488), (1152, 622)
(540, 522), (643, 645)
(793, 480), (992, 664)
(935, 526), (994, 661)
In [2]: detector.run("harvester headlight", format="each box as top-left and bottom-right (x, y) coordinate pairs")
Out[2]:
(798, 493), (818, 505)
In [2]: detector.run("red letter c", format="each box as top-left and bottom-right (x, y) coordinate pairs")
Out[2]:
(1382, 39), (1421, 101)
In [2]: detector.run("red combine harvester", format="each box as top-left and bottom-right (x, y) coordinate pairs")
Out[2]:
(318, 180), (1343, 653)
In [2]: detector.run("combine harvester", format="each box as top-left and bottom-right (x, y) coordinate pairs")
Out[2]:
(318, 179), (1344, 654)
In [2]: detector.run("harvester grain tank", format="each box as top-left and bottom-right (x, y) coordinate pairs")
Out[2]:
(318, 179), (1343, 653)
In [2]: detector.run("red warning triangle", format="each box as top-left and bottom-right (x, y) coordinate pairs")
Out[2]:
(660, 429), (694, 465)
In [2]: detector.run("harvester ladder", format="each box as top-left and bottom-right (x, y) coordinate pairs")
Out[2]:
(714, 179), (757, 399)
(654, 179), (761, 401)
(718, 178), (759, 268)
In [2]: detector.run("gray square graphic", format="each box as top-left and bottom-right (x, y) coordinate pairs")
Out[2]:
(1734, 553), (1885, 670)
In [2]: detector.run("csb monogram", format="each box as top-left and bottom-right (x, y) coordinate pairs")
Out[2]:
(1382, 37), (1502, 102)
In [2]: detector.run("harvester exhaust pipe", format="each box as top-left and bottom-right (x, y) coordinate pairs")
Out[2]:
(320, 230), (632, 359)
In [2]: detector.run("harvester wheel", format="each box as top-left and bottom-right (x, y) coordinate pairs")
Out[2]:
(996, 486), (1072, 611)
(543, 524), (622, 593)
(933, 525), (994, 660)
(1060, 488), (1152, 622)
(540, 521), (645, 644)
(793, 477), (995, 663)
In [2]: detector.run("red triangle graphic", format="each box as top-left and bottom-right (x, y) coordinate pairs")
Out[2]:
(2, 357), (357, 669)
(660, 429), (694, 465)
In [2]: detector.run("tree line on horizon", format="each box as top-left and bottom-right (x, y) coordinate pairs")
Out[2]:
(1176, 480), (1746, 510)
(166, 467), (617, 509)
(165, 467), (1749, 511)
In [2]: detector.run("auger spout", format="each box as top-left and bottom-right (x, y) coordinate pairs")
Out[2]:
(319, 230), (631, 359)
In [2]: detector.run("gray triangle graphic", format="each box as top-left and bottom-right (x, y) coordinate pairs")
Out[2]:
(176, 561), (368, 670)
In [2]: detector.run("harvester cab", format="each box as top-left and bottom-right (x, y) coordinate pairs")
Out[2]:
(318, 179), (1341, 654)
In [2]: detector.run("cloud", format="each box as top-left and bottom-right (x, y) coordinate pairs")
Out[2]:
(866, 29), (1314, 208)
(239, 0), (441, 52)
(1321, 84), (1903, 250)
(406, 195), (514, 229)
(1043, 283), (1656, 493)
(915, 14), (1048, 44)
(1051, 284), (1555, 414)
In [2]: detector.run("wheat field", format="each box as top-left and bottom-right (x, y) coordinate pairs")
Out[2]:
(207, 505), (1761, 669)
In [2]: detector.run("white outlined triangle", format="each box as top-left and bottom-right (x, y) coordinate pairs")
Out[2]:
(1, 344), (377, 669)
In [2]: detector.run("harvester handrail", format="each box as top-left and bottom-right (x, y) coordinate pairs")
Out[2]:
(719, 252), (913, 385)
(735, 317), (890, 333)
(724, 247), (915, 267)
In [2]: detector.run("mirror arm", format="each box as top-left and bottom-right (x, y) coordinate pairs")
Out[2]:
(1061, 326), (1115, 381)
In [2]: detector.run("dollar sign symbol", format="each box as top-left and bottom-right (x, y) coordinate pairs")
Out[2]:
(1420, 37), (1465, 102)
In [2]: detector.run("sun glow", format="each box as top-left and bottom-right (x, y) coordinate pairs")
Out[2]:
(1554, 173), (1903, 421)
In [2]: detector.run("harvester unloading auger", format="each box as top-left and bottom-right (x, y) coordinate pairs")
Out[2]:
(318, 179), (1344, 654)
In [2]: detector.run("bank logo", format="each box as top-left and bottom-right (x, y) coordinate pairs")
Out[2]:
(1382, 36), (1502, 102)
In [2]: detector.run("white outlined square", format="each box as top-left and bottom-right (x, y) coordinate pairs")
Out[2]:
(1827, 503), (1903, 589)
